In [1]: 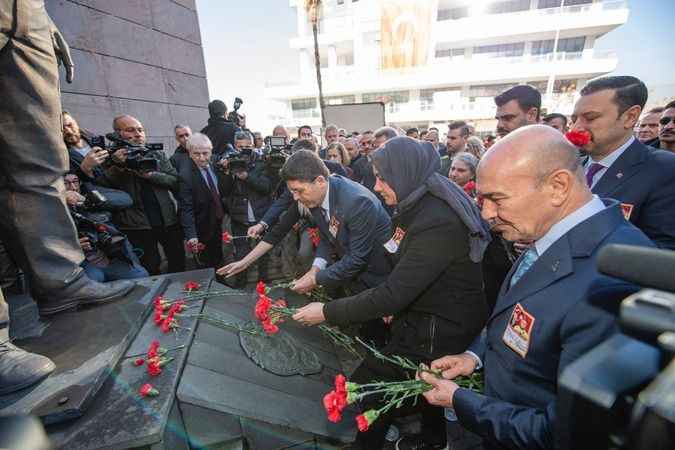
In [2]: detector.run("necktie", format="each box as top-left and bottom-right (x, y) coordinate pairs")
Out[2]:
(204, 168), (224, 220)
(585, 162), (604, 187)
(510, 247), (538, 287)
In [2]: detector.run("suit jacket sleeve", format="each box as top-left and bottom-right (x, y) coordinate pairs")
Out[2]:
(323, 222), (461, 325)
(262, 202), (301, 246)
(261, 188), (293, 227)
(452, 287), (618, 450)
(178, 173), (198, 240)
(315, 196), (380, 287)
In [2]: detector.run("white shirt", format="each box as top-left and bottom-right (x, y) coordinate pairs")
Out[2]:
(466, 195), (607, 368)
(312, 182), (331, 271)
(584, 135), (635, 188)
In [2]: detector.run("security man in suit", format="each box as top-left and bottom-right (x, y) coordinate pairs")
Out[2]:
(177, 133), (226, 269)
(282, 150), (391, 296)
(571, 75), (675, 250)
(418, 125), (654, 449)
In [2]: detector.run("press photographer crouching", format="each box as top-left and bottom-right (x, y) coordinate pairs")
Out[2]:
(64, 173), (148, 282)
(96, 115), (185, 275)
(219, 131), (274, 287)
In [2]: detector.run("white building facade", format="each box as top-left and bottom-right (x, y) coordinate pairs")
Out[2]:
(264, 0), (628, 135)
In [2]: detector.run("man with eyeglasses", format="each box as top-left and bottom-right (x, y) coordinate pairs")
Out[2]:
(658, 101), (675, 152)
(170, 124), (192, 172)
(571, 76), (675, 249)
(97, 115), (186, 274)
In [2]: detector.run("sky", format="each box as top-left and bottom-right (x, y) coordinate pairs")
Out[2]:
(196, 0), (675, 131)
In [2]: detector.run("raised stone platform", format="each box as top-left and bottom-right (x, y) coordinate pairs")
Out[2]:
(2, 270), (359, 449)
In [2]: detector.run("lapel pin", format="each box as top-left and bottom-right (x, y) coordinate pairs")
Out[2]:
(616, 171), (623, 179)
(552, 261), (560, 272)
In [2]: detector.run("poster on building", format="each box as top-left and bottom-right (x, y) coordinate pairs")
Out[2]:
(380, 0), (433, 70)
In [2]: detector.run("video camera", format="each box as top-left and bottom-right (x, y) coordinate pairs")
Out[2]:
(227, 97), (244, 126)
(80, 190), (107, 210)
(556, 244), (675, 450)
(226, 147), (253, 174)
(89, 133), (162, 173)
(264, 136), (291, 171)
(71, 210), (127, 260)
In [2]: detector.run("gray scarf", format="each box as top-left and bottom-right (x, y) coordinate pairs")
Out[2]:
(372, 136), (491, 262)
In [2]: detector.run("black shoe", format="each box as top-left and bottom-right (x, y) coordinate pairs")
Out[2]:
(395, 434), (446, 450)
(0, 341), (55, 395)
(37, 277), (135, 316)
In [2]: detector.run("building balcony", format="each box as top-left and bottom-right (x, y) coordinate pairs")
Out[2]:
(433, 0), (628, 46)
(264, 49), (618, 101)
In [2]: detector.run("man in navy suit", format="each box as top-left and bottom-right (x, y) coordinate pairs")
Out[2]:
(419, 125), (654, 450)
(571, 75), (675, 249)
(177, 133), (226, 268)
(280, 150), (391, 295)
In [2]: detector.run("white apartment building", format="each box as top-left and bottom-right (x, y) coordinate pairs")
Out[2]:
(264, 0), (629, 134)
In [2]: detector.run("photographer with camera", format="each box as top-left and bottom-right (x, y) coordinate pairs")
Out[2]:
(64, 173), (148, 282)
(201, 99), (237, 160)
(62, 111), (109, 182)
(96, 115), (185, 275)
(219, 131), (274, 286)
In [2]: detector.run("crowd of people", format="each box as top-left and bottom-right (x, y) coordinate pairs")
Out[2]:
(2, 6), (673, 449)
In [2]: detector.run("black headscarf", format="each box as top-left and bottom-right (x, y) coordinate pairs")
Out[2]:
(371, 136), (491, 262)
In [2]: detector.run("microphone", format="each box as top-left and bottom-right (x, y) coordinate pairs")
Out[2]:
(597, 244), (675, 292)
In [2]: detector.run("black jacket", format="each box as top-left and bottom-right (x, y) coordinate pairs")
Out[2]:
(200, 117), (236, 156)
(169, 145), (191, 173)
(324, 193), (488, 359)
(220, 161), (273, 225)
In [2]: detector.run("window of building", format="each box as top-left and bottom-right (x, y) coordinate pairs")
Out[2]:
(291, 98), (317, 111)
(486, 0), (530, 15)
(435, 47), (465, 59)
(531, 37), (586, 55)
(473, 42), (525, 58)
(467, 83), (517, 98)
(528, 79), (577, 94)
(362, 91), (409, 104)
(537, 0), (592, 9)
(326, 95), (356, 105)
(437, 7), (469, 21)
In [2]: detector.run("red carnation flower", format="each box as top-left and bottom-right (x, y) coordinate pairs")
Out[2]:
(139, 383), (159, 397)
(147, 360), (162, 376)
(323, 390), (343, 423)
(463, 180), (476, 197)
(184, 281), (200, 292)
(160, 318), (174, 334)
(222, 231), (232, 244)
(335, 374), (347, 395)
(133, 358), (145, 366)
(308, 227), (320, 248)
(355, 410), (379, 432)
(255, 294), (272, 321)
(256, 281), (267, 295)
(147, 340), (160, 359)
(565, 130), (591, 147)
(262, 319), (279, 335)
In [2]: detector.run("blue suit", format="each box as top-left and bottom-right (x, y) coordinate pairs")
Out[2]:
(589, 139), (675, 250)
(313, 175), (392, 290)
(453, 202), (654, 450)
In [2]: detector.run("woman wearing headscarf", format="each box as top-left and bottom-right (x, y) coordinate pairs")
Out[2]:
(293, 136), (491, 449)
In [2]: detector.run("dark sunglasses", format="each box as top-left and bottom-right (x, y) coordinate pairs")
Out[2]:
(659, 116), (675, 126)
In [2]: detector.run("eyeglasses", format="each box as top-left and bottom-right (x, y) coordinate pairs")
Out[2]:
(64, 178), (80, 186)
(659, 116), (675, 126)
(177, 133), (190, 138)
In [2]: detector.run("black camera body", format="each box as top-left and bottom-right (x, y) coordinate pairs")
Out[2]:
(556, 245), (675, 450)
(81, 190), (107, 210)
(263, 137), (291, 172)
(101, 133), (162, 173)
(71, 211), (127, 260)
(227, 147), (254, 174)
